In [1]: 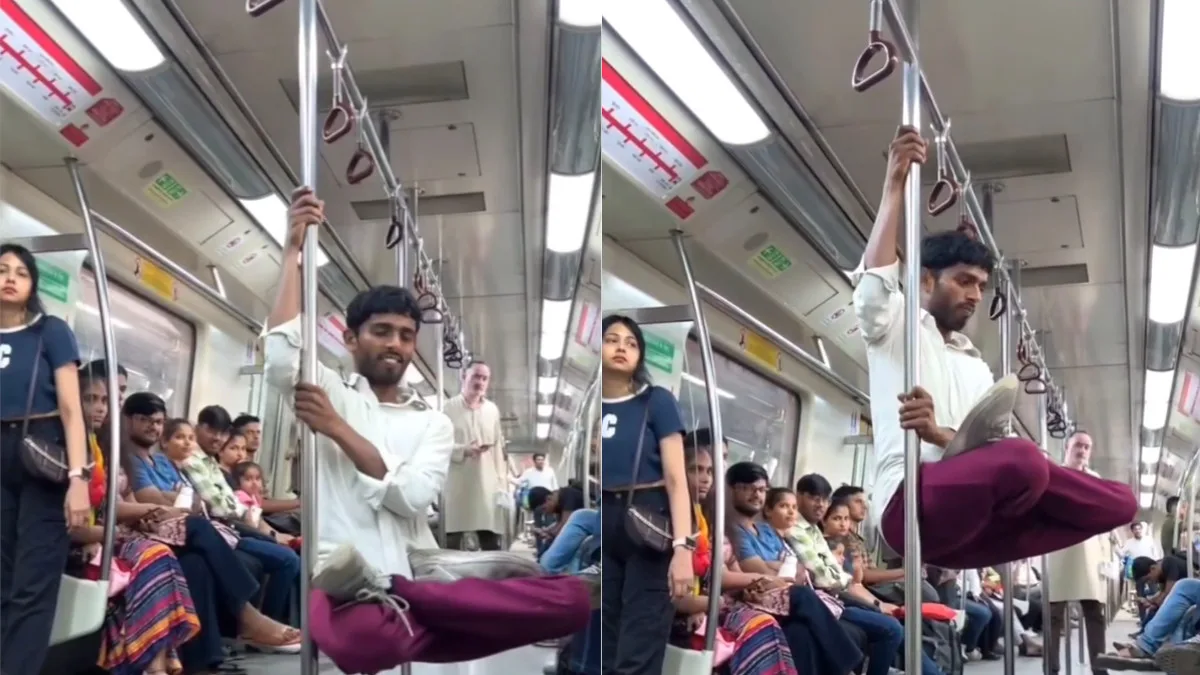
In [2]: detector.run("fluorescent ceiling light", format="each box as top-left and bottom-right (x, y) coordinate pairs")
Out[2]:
(541, 299), (573, 337)
(1143, 368), (1175, 432)
(1140, 473), (1158, 488)
(1160, 0), (1200, 101)
(557, 0), (600, 27)
(1143, 445), (1163, 464)
(540, 336), (566, 361)
(49, 0), (166, 73)
(1140, 491), (1155, 509)
(1147, 244), (1196, 324)
(538, 376), (558, 395)
(545, 173), (595, 253)
(240, 195), (330, 267)
(605, 0), (769, 146)
(537, 404), (554, 418)
(814, 336), (831, 368)
(681, 372), (736, 400)
(536, 422), (551, 439)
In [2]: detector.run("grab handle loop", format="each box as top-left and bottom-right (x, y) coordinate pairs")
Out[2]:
(246, 0), (286, 17)
(323, 47), (353, 144)
(988, 288), (1007, 321)
(851, 0), (898, 92)
(927, 121), (960, 216)
(345, 100), (376, 185)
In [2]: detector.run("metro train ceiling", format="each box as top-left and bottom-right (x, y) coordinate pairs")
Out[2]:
(598, 0), (1197, 505)
(0, 0), (600, 448)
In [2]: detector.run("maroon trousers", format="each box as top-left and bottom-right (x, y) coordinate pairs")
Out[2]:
(880, 438), (1137, 568)
(310, 573), (591, 673)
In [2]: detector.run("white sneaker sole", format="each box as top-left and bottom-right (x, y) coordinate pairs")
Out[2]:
(942, 374), (1019, 459)
(312, 543), (379, 603)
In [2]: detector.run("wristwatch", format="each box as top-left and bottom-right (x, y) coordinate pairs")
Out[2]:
(673, 535), (697, 551)
(68, 467), (91, 482)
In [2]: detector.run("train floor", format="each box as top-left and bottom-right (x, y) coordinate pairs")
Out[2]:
(236, 644), (555, 674)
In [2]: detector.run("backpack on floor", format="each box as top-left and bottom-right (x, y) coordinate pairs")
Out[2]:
(921, 617), (965, 675)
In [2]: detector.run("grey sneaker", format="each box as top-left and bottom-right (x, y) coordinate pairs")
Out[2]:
(942, 374), (1019, 458)
(1155, 635), (1200, 674)
(312, 543), (390, 604)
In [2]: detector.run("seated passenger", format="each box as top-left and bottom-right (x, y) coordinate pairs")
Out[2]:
(597, 313), (693, 673)
(852, 128), (1136, 568)
(726, 462), (790, 574)
(217, 430), (249, 488)
(540, 500), (599, 574)
(0, 243), (91, 675)
(231, 413), (262, 463)
(672, 441), (799, 675)
(76, 362), (200, 675)
(830, 485), (905, 587)
(1099, 556), (1200, 671)
(231, 413), (302, 521)
(266, 188), (593, 673)
(788, 474), (945, 675)
(128, 403), (300, 628)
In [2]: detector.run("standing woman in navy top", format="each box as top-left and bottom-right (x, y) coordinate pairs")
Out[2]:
(0, 243), (90, 674)
(600, 314), (694, 674)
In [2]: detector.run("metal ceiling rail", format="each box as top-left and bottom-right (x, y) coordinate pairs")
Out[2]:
(880, 0), (1073, 426)
(693, 282), (871, 405)
(87, 210), (264, 333)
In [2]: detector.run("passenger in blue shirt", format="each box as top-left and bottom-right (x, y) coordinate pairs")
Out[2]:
(0, 242), (90, 674)
(726, 462), (789, 571)
(599, 314), (691, 675)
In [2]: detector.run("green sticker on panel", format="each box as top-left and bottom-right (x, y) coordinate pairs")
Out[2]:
(36, 259), (70, 303)
(643, 331), (677, 374)
(145, 172), (190, 207)
(749, 243), (793, 279)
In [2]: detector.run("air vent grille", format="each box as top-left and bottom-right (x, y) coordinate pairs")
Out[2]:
(914, 134), (1072, 183)
(350, 191), (487, 220)
(1019, 263), (1089, 287)
(281, 62), (469, 110)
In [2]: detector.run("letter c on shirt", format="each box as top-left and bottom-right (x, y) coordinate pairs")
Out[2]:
(0, 343), (10, 369)
(601, 413), (617, 439)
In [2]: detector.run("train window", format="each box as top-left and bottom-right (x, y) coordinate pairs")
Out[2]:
(75, 270), (196, 415)
(678, 337), (800, 486)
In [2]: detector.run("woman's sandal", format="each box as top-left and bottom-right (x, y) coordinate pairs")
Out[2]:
(242, 625), (302, 654)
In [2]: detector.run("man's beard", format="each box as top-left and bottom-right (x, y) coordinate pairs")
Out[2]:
(733, 503), (760, 518)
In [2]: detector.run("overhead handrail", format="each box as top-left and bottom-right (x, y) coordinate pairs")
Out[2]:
(86, 211), (262, 332)
(693, 283), (870, 405)
(312, 0), (469, 362)
(246, 0), (286, 18)
(872, 0), (1074, 431)
(850, 0), (899, 92)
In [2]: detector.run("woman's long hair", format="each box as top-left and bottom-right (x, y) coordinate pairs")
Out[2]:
(0, 242), (45, 317)
(601, 314), (652, 391)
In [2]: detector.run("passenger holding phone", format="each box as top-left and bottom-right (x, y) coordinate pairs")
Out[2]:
(443, 361), (511, 551)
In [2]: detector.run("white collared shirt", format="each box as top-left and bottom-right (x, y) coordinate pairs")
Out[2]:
(261, 317), (453, 579)
(851, 261), (995, 533)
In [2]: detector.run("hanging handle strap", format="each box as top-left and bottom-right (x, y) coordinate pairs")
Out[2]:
(850, 0), (898, 92)
(322, 47), (353, 144)
(246, 0), (286, 17)
(927, 121), (959, 217)
(344, 99), (376, 185)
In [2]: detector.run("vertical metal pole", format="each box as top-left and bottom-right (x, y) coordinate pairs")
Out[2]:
(1039, 389), (1053, 675)
(579, 379), (597, 506)
(1190, 460), (1198, 575)
(295, 1), (320, 672)
(994, 254), (1017, 675)
(897, 1), (923, 672)
(1077, 600), (1086, 664)
(435, 277), (447, 549)
(65, 158), (121, 580)
(670, 231), (725, 652)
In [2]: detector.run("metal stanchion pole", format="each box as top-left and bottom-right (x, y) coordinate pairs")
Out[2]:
(295, 1), (321, 672)
(1039, 391), (1052, 675)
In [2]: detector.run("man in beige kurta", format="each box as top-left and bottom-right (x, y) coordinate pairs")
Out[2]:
(1045, 431), (1113, 675)
(442, 362), (510, 550)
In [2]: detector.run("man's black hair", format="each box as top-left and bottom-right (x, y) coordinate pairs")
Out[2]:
(556, 486), (585, 514)
(80, 359), (128, 382)
(197, 405), (233, 432)
(527, 486), (553, 512)
(726, 461), (768, 487)
(602, 314), (651, 388)
(921, 230), (995, 276)
(232, 414), (261, 431)
(831, 484), (864, 501)
(122, 391), (166, 417)
(0, 243), (45, 316)
(795, 473), (833, 499)
(683, 428), (729, 452)
(1167, 496), (1181, 513)
(1130, 556), (1157, 581)
(346, 285), (422, 334)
